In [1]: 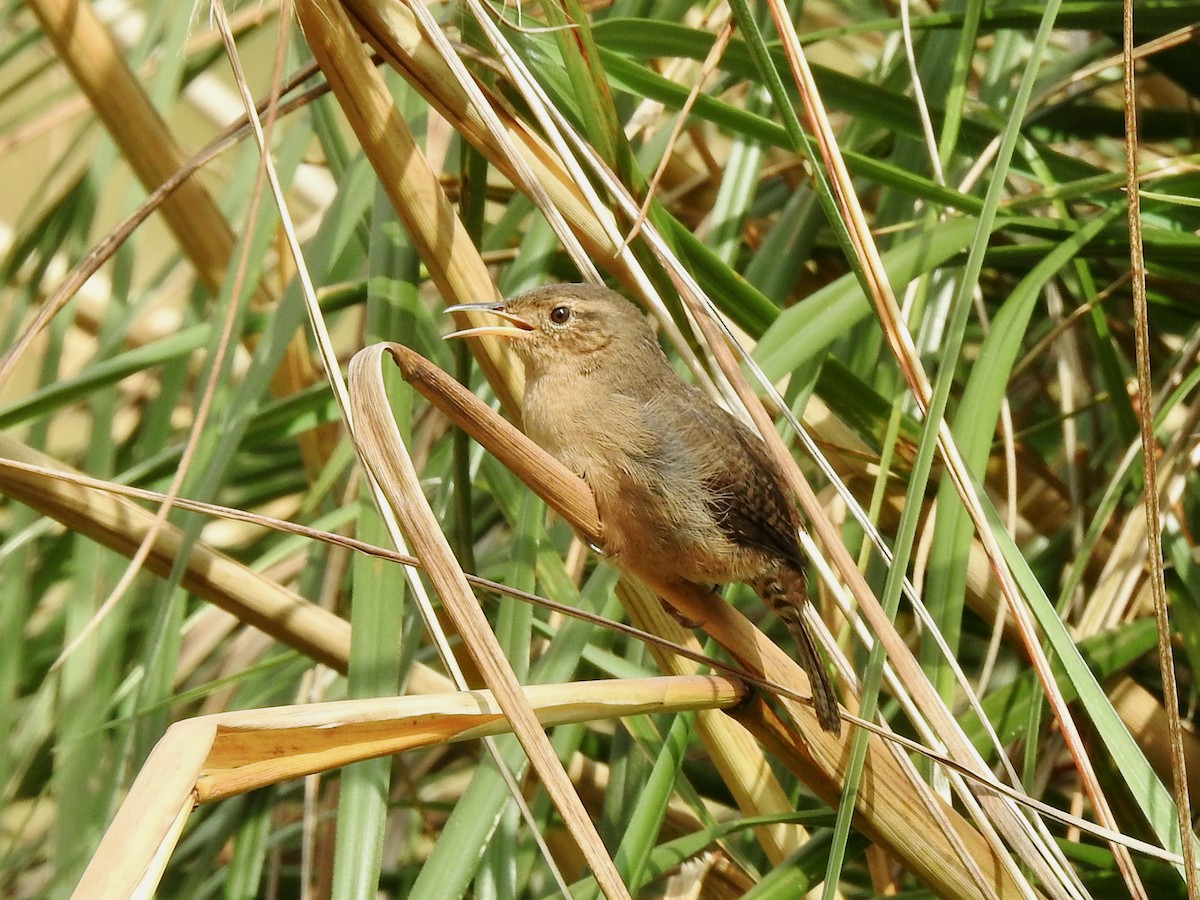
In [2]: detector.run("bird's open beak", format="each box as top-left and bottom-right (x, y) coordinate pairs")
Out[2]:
(443, 301), (535, 341)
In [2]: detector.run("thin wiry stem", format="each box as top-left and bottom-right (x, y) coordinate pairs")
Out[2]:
(1123, 0), (1197, 892)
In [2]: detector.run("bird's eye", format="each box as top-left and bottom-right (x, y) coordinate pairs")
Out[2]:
(549, 305), (572, 325)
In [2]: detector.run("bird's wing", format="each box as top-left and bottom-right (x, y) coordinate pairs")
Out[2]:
(689, 406), (807, 569)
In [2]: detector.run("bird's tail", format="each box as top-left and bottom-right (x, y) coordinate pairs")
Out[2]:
(757, 567), (842, 734)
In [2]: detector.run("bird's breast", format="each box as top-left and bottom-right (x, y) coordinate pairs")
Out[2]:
(522, 372), (648, 473)
(520, 370), (774, 584)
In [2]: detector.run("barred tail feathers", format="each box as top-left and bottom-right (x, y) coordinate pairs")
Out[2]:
(756, 567), (841, 733)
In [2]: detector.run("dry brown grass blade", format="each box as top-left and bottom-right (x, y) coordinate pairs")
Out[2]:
(294, 0), (524, 414)
(71, 676), (739, 899)
(380, 342), (1027, 898)
(612, 578), (809, 863)
(732, 696), (1013, 900)
(0, 432), (351, 670)
(348, 343), (630, 899)
(0, 68), (331, 387)
(643, 576), (1025, 899)
(344, 0), (623, 269)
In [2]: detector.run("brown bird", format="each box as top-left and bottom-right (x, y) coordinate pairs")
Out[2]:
(447, 284), (841, 732)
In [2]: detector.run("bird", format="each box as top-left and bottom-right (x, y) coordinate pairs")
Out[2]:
(446, 283), (841, 732)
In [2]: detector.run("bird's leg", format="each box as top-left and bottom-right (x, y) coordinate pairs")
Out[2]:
(752, 566), (842, 733)
(658, 596), (702, 629)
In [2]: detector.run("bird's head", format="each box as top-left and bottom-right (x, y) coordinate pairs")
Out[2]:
(445, 284), (659, 376)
